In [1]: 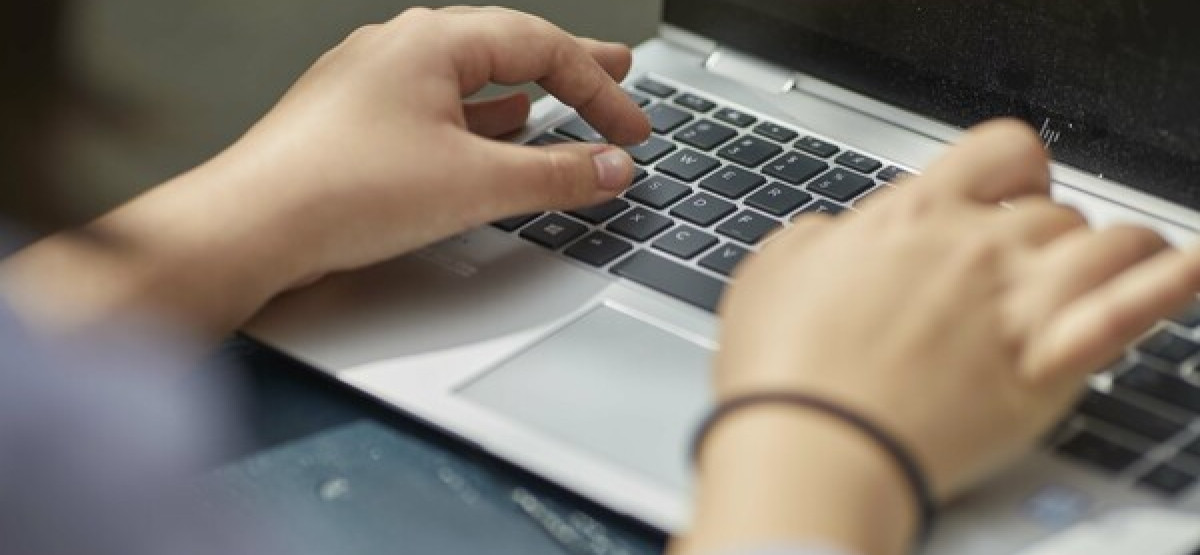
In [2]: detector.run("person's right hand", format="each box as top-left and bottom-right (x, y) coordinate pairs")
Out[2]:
(680, 121), (1200, 555)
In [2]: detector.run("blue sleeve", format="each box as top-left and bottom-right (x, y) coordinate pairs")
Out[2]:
(0, 304), (287, 555)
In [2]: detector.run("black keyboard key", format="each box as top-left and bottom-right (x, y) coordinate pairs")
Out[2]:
(878, 166), (913, 183)
(699, 243), (752, 277)
(653, 225), (719, 260)
(717, 210), (781, 245)
(746, 183), (814, 216)
(635, 78), (676, 98)
(754, 122), (799, 143)
(1187, 438), (1200, 458)
(626, 90), (652, 107)
(1138, 464), (1197, 496)
(808, 168), (876, 202)
(624, 136), (676, 165)
(1077, 392), (1183, 442)
(565, 231), (633, 267)
(625, 175), (691, 209)
(764, 151), (828, 185)
(526, 133), (569, 146)
(699, 166), (766, 199)
(555, 117), (605, 143)
(569, 199), (629, 224)
(613, 251), (725, 312)
(714, 107), (757, 128)
(492, 213), (539, 232)
(675, 92), (716, 113)
(675, 120), (737, 151)
(1138, 329), (1200, 364)
(835, 151), (883, 174)
(607, 207), (673, 242)
(657, 149), (720, 182)
(1057, 431), (1140, 473)
(519, 214), (588, 249)
(718, 136), (783, 168)
(1169, 302), (1200, 328)
(671, 193), (738, 227)
(795, 136), (840, 158)
(795, 200), (847, 218)
(646, 103), (693, 134)
(1117, 364), (1200, 414)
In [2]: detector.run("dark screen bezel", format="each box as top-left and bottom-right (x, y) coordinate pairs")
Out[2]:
(663, 0), (1200, 213)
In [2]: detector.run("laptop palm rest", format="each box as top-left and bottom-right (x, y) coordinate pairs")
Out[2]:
(458, 305), (714, 489)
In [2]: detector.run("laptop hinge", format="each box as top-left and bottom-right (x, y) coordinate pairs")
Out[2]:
(704, 47), (796, 94)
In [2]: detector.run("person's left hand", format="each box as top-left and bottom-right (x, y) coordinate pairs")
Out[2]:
(0, 7), (651, 336)
(200, 6), (650, 287)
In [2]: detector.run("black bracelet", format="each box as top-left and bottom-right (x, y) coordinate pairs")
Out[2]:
(689, 391), (937, 547)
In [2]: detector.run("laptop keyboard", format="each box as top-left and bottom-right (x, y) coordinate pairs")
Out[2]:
(492, 75), (1200, 498)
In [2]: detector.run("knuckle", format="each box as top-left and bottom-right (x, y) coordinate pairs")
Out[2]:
(1112, 225), (1168, 254)
(892, 188), (940, 219)
(954, 234), (1006, 269)
(1051, 204), (1088, 228)
(1094, 305), (1137, 345)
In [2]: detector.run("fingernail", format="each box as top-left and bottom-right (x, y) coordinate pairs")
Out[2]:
(593, 147), (632, 191)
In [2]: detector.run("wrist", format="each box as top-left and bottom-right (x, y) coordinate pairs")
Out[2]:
(143, 153), (320, 323)
(17, 154), (314, 336)
(684, 404), (917, 555)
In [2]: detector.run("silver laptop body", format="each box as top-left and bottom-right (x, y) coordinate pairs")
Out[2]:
(247, 3), (1200, 553)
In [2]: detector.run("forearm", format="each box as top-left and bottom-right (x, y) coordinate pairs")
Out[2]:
(0, 154), (310, 341)
(674, 407), (917, 555)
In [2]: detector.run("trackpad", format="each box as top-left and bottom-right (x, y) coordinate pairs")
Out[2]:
(457, 305), (714, 489)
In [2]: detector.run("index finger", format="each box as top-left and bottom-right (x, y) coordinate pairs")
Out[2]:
(426, 8), (651, 145)
(920, 119), (1052, 204)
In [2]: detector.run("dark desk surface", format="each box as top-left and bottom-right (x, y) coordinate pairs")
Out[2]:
(205, 336), (667, 555)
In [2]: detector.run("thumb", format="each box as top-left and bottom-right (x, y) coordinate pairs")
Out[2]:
(477, 140), (636, 219)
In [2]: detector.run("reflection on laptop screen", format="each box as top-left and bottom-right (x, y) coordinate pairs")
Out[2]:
(668, 1), (1200, 211)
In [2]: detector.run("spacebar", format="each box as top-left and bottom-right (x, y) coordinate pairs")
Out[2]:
(612, 251), (725, 312)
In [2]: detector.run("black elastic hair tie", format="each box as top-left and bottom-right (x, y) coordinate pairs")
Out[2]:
(690, 391), (937, 547)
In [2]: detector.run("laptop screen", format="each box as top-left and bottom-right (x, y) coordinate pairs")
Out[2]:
(666, 1), (1200, 213)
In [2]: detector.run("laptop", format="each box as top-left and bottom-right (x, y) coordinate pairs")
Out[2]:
(246, 2), (1200, 553)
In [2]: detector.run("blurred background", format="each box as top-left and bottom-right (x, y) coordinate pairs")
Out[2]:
(59, 0), (662, 222)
